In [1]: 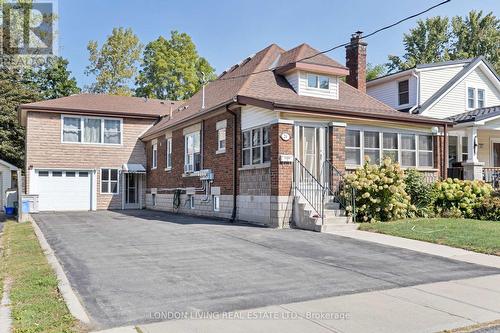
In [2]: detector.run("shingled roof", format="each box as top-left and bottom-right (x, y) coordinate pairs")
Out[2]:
(20, 94), (181, 119)
(140, 43), (451, 138)
(447, 105), (500, 124)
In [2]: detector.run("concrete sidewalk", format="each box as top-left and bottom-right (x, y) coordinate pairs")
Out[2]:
(328, 229), (500, 269)
(93, 274), (500, 333)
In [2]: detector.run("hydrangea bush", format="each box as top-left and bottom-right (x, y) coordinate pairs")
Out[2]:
(345, 158), (415, 222)
(433, 178), (493, 218)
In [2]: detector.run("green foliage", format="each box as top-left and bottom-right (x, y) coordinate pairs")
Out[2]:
(433, 178), (493, 218)
(404, 169), (435, 216)
(388, 11), (500, 73)
(366, 63), (388, 81)
(345, 158), (415, 222)
(135, 31), (216, 100)
(85, 27), (143, 96)
(0, 67), (40, 167)
(474, 193), (500, 221)
(24, 57), (80, 99)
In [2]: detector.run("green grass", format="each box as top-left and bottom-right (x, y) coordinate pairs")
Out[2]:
(359, 218), (500, 256)
(1, 221), (83, 333)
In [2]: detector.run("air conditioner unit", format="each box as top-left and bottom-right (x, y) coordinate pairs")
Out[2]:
(184, 164), (194, 173)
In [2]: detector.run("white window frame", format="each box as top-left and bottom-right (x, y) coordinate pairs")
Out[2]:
(400, 134), (417, 167)
(448, 134), (470, 166)
(382, 132), (399, 163)
(306, 73), (330, 90)
(346, 127), (434, 170)
(152, 143), (157, 170)
(165, 138), (172, 170)
(184, 131), (201, 173)
(467, 86), (476, 109)
(189, 195), (195, 209)
(100, 168), (119, 195)
(477, 88), (485, 108)
(466, 85), (487, 110)
(242, 125), (271, 167)
(418, 135), (434, 168)
(216, 120), (227, 154)
(213, 195), (220, 212)
(61, 115), (123, 145)
(346, 129), (361, 165)
(397, 79), (410, 106)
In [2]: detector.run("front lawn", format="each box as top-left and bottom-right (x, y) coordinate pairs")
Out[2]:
(359, 218), (500, 256)
(1, 221), (83, 332)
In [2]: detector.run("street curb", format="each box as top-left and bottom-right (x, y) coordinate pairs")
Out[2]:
(31, 220), (91, 324)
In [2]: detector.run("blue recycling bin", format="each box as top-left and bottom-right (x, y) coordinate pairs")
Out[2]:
(22, 199), (30, 213)
(4, 206), (15, 216)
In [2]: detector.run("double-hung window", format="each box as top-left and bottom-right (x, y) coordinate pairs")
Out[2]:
(418, 135), (433, 167)
(346, 130), (361, 165)
(185, 131), (201, 172)
(477, 89), (485, 108)
(62, 116), (122, 144)
(467, 87), (486, 109)
(364, 131), (380, 164)
(216, 120), (227, 153)
(461, 137), (469, 162)
(401, 134), (416, 167)
(242, 126), (271, 166)
(467, 87), (476, 109)
(101, 168), (119, 194)
(398, 80), (409, 105)
(383, 133), (398, 162)
(152, 143), (157, 169)
(165, 137), (172, 170)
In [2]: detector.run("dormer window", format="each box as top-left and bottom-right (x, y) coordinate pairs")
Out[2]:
(398, 80), (409, 105)
(307, 74), (329, 90)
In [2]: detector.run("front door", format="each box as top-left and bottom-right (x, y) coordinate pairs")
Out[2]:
(297, 125), (327, 181)
(125, 173), (139, 209)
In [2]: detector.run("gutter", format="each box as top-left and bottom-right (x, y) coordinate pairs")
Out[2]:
(409, 70), (420, 114)
(18, 105), (161, 120)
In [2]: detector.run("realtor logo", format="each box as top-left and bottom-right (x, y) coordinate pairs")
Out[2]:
(2, 1), (56, 56)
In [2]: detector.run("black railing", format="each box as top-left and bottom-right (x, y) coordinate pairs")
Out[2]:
(322, 160), (356, 222)
(294, 158), (325, 223)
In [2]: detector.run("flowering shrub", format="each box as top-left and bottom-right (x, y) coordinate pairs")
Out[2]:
(345, 158), (415, 222)
(433, 178), (493, 218)
(474, 192), (500, 221)
(404, 169), (435, 216)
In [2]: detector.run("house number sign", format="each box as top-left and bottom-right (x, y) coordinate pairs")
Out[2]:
(280, 132), (291, 141)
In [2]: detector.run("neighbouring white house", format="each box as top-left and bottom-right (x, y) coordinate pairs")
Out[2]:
(0, 159), (18, 210)
(367, 57), (500, 187)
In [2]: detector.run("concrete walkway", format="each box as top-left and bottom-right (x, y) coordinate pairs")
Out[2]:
(93, 273), (500, 333)
(328, 230), (500, 269)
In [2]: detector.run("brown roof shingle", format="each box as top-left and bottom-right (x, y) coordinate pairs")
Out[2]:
(140, 43), (451, 138)
(20, 94), (181, 118)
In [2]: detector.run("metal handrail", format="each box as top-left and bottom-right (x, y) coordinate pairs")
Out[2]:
(294, 158), (326, 224)
(322, 160), (356, 222)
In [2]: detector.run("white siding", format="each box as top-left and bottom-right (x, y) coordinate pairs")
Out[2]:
(419, 65), (465, 103)
(241, 105), (277, 130)
(0, 164), (13, 208)
(423, 66), (500, 119)
(367, 74), (417, 109)
(285, 70), (339, 99)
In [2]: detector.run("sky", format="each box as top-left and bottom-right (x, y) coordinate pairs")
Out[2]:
(56, 0), (500, 88)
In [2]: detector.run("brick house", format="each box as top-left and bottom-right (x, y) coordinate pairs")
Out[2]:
(19, 33), (450, 230)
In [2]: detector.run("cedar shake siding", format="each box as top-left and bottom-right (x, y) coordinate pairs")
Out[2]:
(25, 111), (155, 209)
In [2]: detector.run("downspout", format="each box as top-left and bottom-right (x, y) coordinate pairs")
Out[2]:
(443, 124), (448, 179)
(226, 105), (238, 222)
(409, 70), (420, 114)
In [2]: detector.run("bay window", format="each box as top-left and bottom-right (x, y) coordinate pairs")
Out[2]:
(185, 131), (201, 172)
(242, 126), (271, 166)
(62, 116), (122, 145)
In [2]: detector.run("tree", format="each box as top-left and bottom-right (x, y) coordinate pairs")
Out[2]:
(135, 31), (216, 100)
(85, 27), (142, 96)
(24, 57), (80, 99)
(388, 11), (500, 73)
(451, 11), (500, 73)
(366, 63), (388, 81)
(387, 16), (451, 72)
(0, 68), (40, 167)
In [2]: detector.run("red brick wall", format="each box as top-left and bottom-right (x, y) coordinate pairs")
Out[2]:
(345, 34), (367, 93)
(329, 126), (346, 173)
(435, 135), (446, 179)
(146, 110), (237, 195)
(270, 123), (294, 197)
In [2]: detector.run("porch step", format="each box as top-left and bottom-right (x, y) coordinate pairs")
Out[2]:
(324, 202), (341, 210)
(320, 223), (359, 232)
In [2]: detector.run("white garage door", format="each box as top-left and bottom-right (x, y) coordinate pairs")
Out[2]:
(35, 170), (92, 211)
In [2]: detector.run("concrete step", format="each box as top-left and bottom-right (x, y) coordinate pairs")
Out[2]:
(323, 209), (346, 217)
(324, 202), (341, 210)
(323, 216), (352, 224)
(320, 223), (359, 232)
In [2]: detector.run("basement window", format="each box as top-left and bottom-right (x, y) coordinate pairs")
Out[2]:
(213, 196), (220, 212)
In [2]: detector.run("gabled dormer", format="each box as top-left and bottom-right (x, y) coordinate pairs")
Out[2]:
(275, 43), (349, 100)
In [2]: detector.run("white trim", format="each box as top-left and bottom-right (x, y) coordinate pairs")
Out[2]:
(0, 159), (18, 170)
(269, 119), (294, 125)
(329, 122), (346, 127)
(305, 73), (330, 91)
(151, 143), (158, 170)
(61, 114), (123, 146)
(165, 137), (172, 170)
(397, 78), (410, 107)
(99, 168), (120, 195)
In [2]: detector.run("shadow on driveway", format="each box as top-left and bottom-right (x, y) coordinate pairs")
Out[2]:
(33, 210), (500, 330)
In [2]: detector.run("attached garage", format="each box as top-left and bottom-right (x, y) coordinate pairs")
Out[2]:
(32, 170), (94, 211)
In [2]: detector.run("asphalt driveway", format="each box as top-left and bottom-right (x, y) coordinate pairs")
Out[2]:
(34, 210), (500, 329)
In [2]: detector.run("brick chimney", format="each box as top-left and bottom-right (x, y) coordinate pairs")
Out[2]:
(345, 31), (367, 93)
